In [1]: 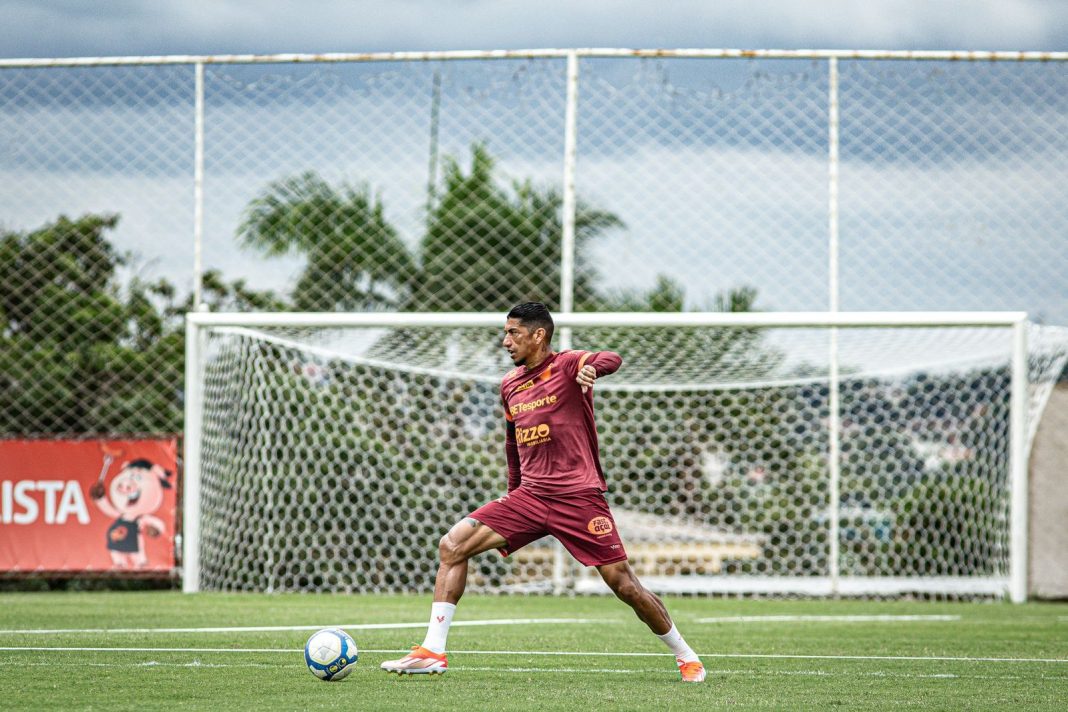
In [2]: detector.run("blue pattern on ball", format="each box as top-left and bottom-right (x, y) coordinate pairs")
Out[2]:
(304, 628), (358, 681)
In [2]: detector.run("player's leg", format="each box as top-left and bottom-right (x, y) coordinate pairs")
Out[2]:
(382, 490), (548, 675)
(544, 489), (706, 683)
(597, 561), (706, 682)
(434, 516), (508, 604)
(596, 560), (670, 633)
(380, 517), (505, 675)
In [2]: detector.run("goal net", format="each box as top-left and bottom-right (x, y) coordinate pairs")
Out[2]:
(182, 312), (1068, 599)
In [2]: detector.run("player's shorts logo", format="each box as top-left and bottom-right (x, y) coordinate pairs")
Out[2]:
(587, 516), (614, 536)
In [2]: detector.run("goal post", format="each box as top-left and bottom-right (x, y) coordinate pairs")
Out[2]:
(182, 310), (1065, 601)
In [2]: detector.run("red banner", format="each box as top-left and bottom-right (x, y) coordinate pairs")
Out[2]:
(0, 438), (178, 573)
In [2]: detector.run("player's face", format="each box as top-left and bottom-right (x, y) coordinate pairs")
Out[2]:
(502, 318), (543, 366)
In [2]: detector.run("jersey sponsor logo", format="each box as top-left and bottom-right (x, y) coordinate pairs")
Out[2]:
(512, 365), (553, 394)
(509, 394), (557, 417)
(587, 516), (614, 536)
(516, 423), (551, 447)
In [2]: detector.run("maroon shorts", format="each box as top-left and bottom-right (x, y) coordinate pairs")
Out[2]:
(468, 487), (628, 567)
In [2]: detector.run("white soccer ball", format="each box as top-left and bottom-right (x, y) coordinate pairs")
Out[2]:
(304, 628), (358, 681)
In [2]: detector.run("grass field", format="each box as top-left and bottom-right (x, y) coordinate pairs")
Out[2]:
(0, 591), (1066, 710)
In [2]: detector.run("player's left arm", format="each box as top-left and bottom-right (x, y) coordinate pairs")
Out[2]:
(575, 351), (622, 392)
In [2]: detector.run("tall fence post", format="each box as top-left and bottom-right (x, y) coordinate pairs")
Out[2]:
(192, 61), (205, 311)
(553, 50), (581, 594)
(827, 56), (842, 594)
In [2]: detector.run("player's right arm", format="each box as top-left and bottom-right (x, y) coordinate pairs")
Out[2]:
(504, 420), (521, 492)
(502, 390), (522, 492)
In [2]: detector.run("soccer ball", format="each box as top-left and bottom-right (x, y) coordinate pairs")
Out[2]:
(304, 628), (358, 681)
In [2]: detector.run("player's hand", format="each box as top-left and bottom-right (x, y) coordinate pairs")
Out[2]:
(577, 364), (597, 393)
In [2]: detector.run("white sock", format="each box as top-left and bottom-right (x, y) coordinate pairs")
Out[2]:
(657, 623), (700, 663)
(420, 601), (456, 654)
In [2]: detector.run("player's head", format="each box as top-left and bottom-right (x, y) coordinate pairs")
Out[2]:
(503, 302), (554, 366)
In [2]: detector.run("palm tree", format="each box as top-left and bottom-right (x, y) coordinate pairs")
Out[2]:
(411, 144), (623, 312)
(237, 172), (415, 310)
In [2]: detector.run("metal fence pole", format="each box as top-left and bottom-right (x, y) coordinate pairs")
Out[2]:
(553, 50), (581, 594)
(827, 57), (842, 594)
(193, 61), (205, 310)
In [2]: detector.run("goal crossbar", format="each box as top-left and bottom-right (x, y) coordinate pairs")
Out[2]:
(185, 310), (1028, 329)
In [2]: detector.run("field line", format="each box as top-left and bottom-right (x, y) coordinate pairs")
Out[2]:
(0, 617), (610, 635)
(442, 649), (1068, 664)
(0, 646), (1065, 664)
(696, 615), (960, 623)
(0, 658), (1064, 681)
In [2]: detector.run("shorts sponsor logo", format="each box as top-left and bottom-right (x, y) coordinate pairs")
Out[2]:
(587, 516), (614, 536)
(509, 394), (557, 417)
(516, 423), (551, 447)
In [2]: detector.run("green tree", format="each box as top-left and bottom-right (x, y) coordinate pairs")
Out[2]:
(412, 144), (622, 312)
(0, 214), (179, 433)
(0, 215), (285, 435)
(237, 172), (415, 310)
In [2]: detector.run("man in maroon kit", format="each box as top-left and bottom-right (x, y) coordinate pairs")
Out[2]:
(381, 303), (706, 682)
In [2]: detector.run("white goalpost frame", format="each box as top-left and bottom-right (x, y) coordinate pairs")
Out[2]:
(182, 310), (1031, 601)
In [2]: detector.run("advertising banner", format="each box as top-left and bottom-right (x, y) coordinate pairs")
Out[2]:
(0, 438), (178, 573)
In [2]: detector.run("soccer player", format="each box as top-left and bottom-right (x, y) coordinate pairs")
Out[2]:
(380, 302), (706, 682)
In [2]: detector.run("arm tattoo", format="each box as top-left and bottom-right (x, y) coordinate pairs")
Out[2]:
(464, 517), (481, 528)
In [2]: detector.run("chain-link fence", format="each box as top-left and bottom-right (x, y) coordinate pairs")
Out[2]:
(1, 49), (1066, 439)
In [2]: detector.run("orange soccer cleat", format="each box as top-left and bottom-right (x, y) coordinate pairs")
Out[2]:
(678, 659), (706, 683)
(380, 646), (448, 675)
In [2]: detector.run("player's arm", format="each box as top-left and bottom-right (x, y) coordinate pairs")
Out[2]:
(502, 392), (522, 492)
(505, 420), (522, 492)
(575, 351), (623, 391)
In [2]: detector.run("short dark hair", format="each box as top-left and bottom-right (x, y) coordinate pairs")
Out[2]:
(507, 302), (554, 343)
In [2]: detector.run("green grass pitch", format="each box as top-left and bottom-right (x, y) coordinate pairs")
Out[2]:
(0, 591), (1066, 710)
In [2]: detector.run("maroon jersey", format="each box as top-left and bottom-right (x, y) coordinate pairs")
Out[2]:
(500, 349), (622, 495)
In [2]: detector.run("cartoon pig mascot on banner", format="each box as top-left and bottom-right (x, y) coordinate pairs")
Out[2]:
(89, 459), (172, 568)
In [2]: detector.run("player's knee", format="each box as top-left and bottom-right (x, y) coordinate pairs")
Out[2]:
(438, 532), (465, 566)
(608, 573), (642, 603)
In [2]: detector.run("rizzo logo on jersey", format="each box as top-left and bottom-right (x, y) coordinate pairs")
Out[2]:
(516, 423), (551, 446)
(587, 516), (614, 536)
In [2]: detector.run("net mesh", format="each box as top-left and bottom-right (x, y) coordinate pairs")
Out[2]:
(194, 320), (1068, 595)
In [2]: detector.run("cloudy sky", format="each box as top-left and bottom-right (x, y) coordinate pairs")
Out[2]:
(2, 0), (1066, 328)
(3, 0), (1066, 58)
